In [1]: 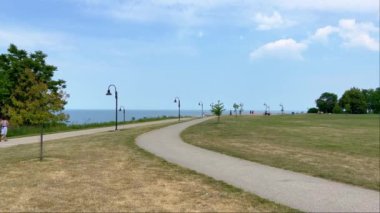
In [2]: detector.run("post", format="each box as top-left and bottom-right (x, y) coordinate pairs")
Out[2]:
(115, 90), (118, 130)
(40, 124), (44, 161)
(178, 100), (181, 122)
(123, 109), (126, 122)
(174, 97), (181, 122)
(199, 102), (204, 117)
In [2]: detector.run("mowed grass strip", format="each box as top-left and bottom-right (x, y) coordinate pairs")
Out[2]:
(182, 114), (380, 191)
(0, 123), (294, 212)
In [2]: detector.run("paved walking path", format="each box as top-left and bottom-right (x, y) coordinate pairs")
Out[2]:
(136, 118), (380, 212)
(0, 119), (184, 148)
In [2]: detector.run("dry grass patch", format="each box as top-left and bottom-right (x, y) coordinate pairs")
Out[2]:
(0, 123), (294, 212)
(182, 114), (380, 190)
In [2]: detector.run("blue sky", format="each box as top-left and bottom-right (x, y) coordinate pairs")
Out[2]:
(0, 0), (379, 111)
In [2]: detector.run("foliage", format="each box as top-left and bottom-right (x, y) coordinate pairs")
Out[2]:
(339, 88), (367, 114)
(362, 88), (380, 113)
(211, 100), (225, 122)
(307, 108), (318, 113)
(316, 92), (338, 113)
(313, 87), (379, 114)
(332, 104), (343, 114)
(0, 44), (68, 125)
(233, 103), (239, 116)
(239, 103), (244, 115)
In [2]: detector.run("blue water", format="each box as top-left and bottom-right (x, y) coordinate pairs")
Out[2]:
(64, 109), (203, 124)
(64, 109), (303, 125)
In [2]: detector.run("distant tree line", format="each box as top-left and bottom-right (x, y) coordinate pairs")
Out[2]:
(0, 44), (68, 126)
(308, 87), (380, 114)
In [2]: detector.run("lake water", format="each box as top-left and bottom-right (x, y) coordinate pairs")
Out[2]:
(64, 109), (299, 124)
(64, 109), (204, 124)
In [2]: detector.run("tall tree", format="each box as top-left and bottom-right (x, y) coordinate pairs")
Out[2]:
(371, 88), (380, 113)
(0, 44), (67, 125)
(316, 92), (338, 113)
(362, 88), (380, 113)
(339, 88), (367, 114)
(233, 103), (239, 117)
(239, 103), (244, 115)
(3, 68), (67, 125)
(211, 100), (225, 122)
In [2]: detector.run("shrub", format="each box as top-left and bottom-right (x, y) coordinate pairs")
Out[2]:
(307, 107), (318, 113)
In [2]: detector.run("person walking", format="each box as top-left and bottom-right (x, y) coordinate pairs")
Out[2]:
(1, 117), (9, 142)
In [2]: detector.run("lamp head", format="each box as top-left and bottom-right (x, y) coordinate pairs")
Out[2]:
(106, 89), (112, 96)
(174, 99), (177, 103)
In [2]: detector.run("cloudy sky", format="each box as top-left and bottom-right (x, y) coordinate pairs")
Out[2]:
(1, 0), (379, 111)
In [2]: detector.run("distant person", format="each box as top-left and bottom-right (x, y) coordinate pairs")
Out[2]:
(1, 117), (9, 142)
(229, 110), (232, 116)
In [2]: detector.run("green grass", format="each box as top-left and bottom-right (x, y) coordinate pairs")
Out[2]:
(8, 116), (177, 138)
(0, 122), (295, 212)
(182, 114), (380, 190)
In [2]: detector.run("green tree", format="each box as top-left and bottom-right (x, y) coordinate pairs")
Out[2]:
(344, 104), (352, 114)
(316, 92), (338, 113)
(0, 44), (67, 124)
(332, 103), (342, 114)
(211, 100), (225, 122)
(233, 103), (239, 117)
(339, 88), (367, 114)
(307, 107), (318, 113)
(239, 103), (244, 115)
(362, 88), (380, 113)
(371, 88), (380, 113)
(3, 68), (67, 126)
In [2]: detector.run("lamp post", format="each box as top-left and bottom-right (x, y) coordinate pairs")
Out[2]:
(264, 103), (268, 115)
(198, 101), (204, 117)
(280, 104), (284, 115)
(106, 84), (118, 131)
(119, 106), (126, 122)
(174, 97), (181, 122)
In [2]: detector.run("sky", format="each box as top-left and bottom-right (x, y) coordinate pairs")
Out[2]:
(0, 0), (379, 111)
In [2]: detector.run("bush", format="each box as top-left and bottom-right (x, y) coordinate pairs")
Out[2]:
(332, 104), (343, 114)
(307, 107), (318, 113)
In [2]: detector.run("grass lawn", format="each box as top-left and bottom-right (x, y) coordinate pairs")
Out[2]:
(182, 114), (380, 191)
(0, 123), (294, 212)
(7, 116), (177, 138)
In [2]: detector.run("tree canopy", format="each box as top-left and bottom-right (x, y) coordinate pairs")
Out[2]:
(211, 100), (225, 122)
(316, 92), (338, 113)
(339, 88), (367, 114)
(0, 44), (68, 125)
(313, 87), (379, 114)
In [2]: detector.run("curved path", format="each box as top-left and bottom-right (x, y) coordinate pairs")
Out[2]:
(136, 118), (380, 212)
(0, 118), (185, 148)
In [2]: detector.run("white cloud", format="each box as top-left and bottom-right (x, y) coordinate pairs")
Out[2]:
(253, 11), (294, 30)
(74, 0), (379, 29)
(311, 26), (339, 42)
(311, 19), (379, 51)
(272, 0), (379, 13)
(250, 39), (307, 60)
(0, 27), (72, 51)
(338, 19), (379, 51)
(80, 0), (240, 26)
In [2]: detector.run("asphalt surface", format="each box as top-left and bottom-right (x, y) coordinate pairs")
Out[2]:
(136, 118), (380, 212)
(0, 119), (182, 148)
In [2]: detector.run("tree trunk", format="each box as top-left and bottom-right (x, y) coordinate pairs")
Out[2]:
(40, 124), (44, 161)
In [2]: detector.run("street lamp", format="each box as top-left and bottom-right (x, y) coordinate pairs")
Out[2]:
(198, 101), (204, 117)
(119, 106), (126, 122)
(174, 97), (181, 122)
(264, 103), (268, 115)
(280, 104), (284, 115)
(106, 84), (118, 131)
